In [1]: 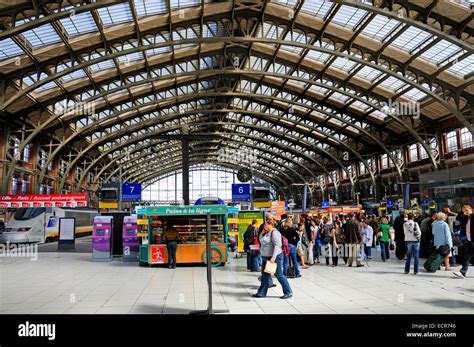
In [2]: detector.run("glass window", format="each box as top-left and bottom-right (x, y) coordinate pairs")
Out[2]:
(381, 154), (389, 169)
(445, 130), (458, 153)
(23, 144), (31, 162)
(21, 178), (28, 194)
(460, 127), (473, 149)
(12, 177), (19, 194)
(409, 144), (418, 162)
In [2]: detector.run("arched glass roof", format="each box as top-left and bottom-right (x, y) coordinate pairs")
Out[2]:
(0, 0), (472, 190)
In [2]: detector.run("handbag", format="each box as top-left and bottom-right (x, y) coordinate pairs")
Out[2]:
(264, 261), (277, 275)
(249, 232), (260, 251)
(437, 244), (451, 256)
(376, 244), (381, 252)
(389, 242), (395, 251)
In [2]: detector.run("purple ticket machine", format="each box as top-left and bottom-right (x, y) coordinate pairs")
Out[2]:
(92, 216), (114, 262)
(122, 215), (139, 262)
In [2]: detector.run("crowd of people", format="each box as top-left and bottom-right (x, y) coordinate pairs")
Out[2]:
(243, 204), (474, 298)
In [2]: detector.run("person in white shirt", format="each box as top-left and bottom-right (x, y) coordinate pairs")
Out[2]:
(403, 213), (422, 274)
(361, 220), (373, 260)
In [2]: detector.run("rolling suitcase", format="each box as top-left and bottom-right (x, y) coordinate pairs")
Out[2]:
(423, 253), (443, 273)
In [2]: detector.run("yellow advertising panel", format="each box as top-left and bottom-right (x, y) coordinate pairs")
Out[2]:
(237, 211), (263, 253)
(99, 201), (119, 209)
(254, 201), (271, 208)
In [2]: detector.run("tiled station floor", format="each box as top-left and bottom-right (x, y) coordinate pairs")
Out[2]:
(0, 240), (473, 314)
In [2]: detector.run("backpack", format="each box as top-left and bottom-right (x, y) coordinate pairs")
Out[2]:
(271, 229), (290, 256)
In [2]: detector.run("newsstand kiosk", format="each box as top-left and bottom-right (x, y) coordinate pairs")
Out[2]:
(139, 205), (228, 267)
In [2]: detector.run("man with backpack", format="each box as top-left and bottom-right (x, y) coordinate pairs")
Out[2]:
(243, 220), (260, 272)
(403, 213), (421, 274)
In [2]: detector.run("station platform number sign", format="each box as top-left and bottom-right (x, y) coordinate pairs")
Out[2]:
(122, 183), (142, 202)
(232, 184), (251, 202)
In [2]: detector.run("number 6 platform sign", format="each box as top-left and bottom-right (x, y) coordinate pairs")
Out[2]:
(232, 184), (251, 202)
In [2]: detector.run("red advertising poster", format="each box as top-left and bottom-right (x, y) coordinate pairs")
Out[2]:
(150, 245), (165, 264)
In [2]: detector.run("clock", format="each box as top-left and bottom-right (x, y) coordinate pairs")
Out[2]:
(237, 168), (252, 182)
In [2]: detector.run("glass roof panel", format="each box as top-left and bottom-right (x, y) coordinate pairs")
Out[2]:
(402, 88), (428, 101)
(97, 3), (133, 26)
(448, 55), (474, 77)
(59, 11), (98, 36)
(134, 0), (167, 16)
(379, 76), (408, 91)
(170, 0), (201, 10)
(271, 0), (298, 8)
(361, 15), (400, 42)
(332, 5), (367, 29)
(420, 40), (463, 65)
(354, 65), (382, 82)
(300, 0), (333, 18)
(330, 57), (358, 72)
(19, 23), (62, 47)
(0, 38), (23, 60)
(391, 25), (432, 53)
(89, 59), (116, 71)
(61, 69), (87, 81)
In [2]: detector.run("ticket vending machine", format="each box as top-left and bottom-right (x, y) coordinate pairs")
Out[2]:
(122, 215), (139, 262)
(92, 216), (114, 262)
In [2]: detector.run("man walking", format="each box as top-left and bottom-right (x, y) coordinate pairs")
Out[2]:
(344, 214), (364, 267)
(453, 205), (473, 279)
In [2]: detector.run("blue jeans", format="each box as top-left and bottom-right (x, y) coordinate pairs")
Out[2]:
(288, 244), (301, 276)
(364, 245), (372, 257)
(167, 241), (178, 267)
(313, 244), (321, 260)
(380, 241), (389, 261)
(257, 254), (292, 297)
(283, 254), (289, 276)
(249, 250), (260, 272)
(405, 241), (420, 273)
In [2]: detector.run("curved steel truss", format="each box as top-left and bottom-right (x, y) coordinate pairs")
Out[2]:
(0, 0), (472, 193)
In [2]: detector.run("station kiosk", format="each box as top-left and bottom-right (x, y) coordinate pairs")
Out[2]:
(122, 215), (139, 262)
(92, 216), (114, 262)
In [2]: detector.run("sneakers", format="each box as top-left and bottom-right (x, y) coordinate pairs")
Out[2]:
(269, 284), (277, 288)
(296, 274), (302, 278)
(280, 293), (293, 299)
(453, 271), (466, 279)
(356, 264), (364, 267)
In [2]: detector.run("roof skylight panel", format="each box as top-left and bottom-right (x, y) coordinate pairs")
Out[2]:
(97, 3), (133, 26)
(330, 56), (357, 72)
(379, 76), (408, 91)
(59, 11), (98, 36)
(354, 65), (382, 82)
(281, 31), (306, 54)
(369, 109), (388, 121)
(332, 6), (367, 29)
(21, 72), (49, 87)
(89, 59), (116, 71)
(19, 23), (62, 47)
(61, 69), (87, 81)
(300, 0), (333, 18)
(402, 87), (428, 101)
(134, 0), (167, 17)
(349, 100), (370, 112)
(118, 52), (144, 64)
(361, 15), (400, 42)
(0, 38), (24, 60)
(170, 0), (201, 10)
(36, 81), (58, 92)
(391, 26), (432, 53)
(330, 92), (350, 103)
(420, 40), (463, 65)
(448, 55), (474, 77)
(271, 0), (298, 8)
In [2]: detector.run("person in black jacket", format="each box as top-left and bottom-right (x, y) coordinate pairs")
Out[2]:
(243, 220), (259, 272)
(453, 205), (473, 279)
(280, 217), (301, 278)
(393, 213), (406, 260)
(344, 214), (364, 267)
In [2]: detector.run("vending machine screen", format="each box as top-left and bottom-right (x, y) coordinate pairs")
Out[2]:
(125, 229), (135, 236)
(95, 229), (105, 236)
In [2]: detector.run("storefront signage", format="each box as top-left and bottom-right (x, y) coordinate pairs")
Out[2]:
(150, 245), (165, 264)
(0, 194), (87, 208)
(146, 205), (227, 216)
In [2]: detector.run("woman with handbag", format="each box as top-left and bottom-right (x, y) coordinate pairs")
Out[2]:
(432, 212), (453, 271)
(281, 217), (301, 278)
(252, 219), (293, 299)
(378, 218), (392, 262)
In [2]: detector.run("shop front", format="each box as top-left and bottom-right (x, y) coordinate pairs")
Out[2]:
(139, 205), (228, 266)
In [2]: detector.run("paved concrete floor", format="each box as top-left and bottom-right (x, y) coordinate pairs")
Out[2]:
(0, 242), (473, 314)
